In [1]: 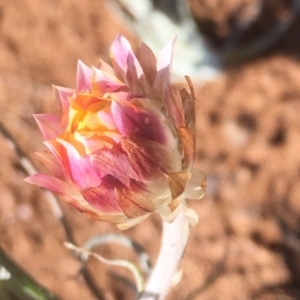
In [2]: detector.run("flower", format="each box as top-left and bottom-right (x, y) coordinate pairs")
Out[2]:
(25, 35), (205, 229)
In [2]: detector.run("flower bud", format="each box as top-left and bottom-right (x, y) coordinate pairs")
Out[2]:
(25, 35), (205, 229)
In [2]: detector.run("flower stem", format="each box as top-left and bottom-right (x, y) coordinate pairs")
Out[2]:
(139, 210), (190, 300)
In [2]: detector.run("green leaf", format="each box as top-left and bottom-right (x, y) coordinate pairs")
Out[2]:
(0, 246), (61, 300)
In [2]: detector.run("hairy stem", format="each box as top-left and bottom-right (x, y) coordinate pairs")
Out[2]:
(139, 210), (190, 300)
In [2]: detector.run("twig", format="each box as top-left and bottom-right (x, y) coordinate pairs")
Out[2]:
(65, 242), (145, 293)
(81, 234), (152, 276)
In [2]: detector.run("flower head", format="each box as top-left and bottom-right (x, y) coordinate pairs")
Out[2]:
(25, 35), (205, 229)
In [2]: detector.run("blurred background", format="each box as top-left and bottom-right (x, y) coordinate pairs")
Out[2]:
(1, 0), (300, 299)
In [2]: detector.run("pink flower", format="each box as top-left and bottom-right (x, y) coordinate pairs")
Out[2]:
(25, 35), (204, 229)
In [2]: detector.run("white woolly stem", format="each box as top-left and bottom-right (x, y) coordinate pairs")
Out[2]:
(139, 210), (190, 300)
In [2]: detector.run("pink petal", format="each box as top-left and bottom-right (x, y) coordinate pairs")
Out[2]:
(53, 85), (75, 129)
(125, 57), (147, 95)
(110, 35), (143, 78)
(60, 194), (127, 223)
(154, 37), (176, 95)
(92, 66), (126, 92)
(77, 60), (92, 92)
(97, 106), (116, 130)
(107, 91), (131, 102)
(33, 151), (64, 178)
(73, 132), (107, 154)
(25, 173), (70, 195)
(81, 184), (122, 213)
(34, 114), (62, 140)
(132, 98), (180, 150)
(121, 137), (182, 179)
(81, 176), (123, 214)
(53, 85), (74, 114)
(111, 100), (168, 144)
(57, 139), (101, 189)
(157, 37), (176, 72)
(90, 146), (139, 186)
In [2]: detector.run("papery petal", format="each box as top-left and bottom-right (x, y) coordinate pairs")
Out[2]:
(184, 207), (199, 226)
(110, 34), (147, 94)
(60, 193), (127, 224)
(92, 66), (126, 92)
(109, 91), (131, 102)
(163, 84), (185, 128)
(77, 60), (92, 92)
(57, 139), (101, 189)
(132, 98), (180, 150)
(53, 85), (75, 115)
(136, 42), (157, 87)
(116, 187), (155, 218)
(34, 114), (62, 140)
(157, 37), (176, 72)
(111, 100), (169, 144)
(117, 214), (149, 230)
(177, 127), (195, 170)
(97, 106), (116, 130)
(133, 178), (172, 208)
(90, 147), (139, 186)
(154, 37), (176, 95)
(53, 86), (75, 129)
(73, 131), (113, 154)
(121, 137), (181, 178)
(125, 59), (147, 95)
(180, 88), (195, 130)
(71, 93), (107, 113)
(183, 169), (206, 200)
(158, 200), (182, 222)
(182, 76), (196, 130)
(156, 204), (172, 219)
(98, 59), (114, 74)
(167, 171), (191, 200)
(25, 173), (71, 194)
(33, 151), (64, 178)
(46, 139), (100, 189)
(43, 139), (72, 181)
(110, 34), (143, 80)
(81, 176), (123, 213)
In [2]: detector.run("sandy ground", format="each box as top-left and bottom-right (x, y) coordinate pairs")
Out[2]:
(1, 1), (300, 299)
